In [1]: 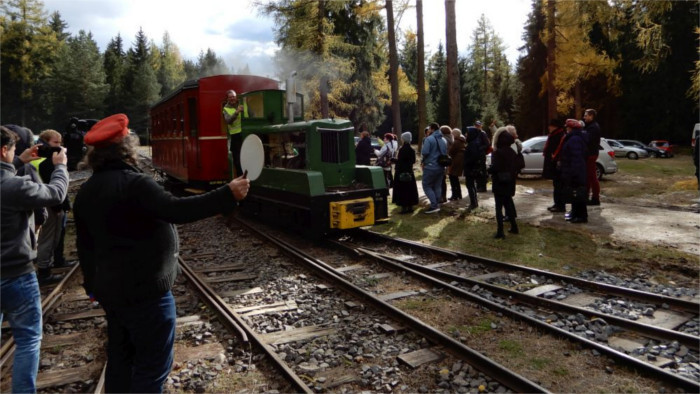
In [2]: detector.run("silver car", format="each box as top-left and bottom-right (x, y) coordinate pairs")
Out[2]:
(513, 136), (618, 179)
(606, 138), (649, 160)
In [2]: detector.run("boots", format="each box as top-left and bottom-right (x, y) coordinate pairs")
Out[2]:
(38, 268), (63, 285)
(494, 222), (505, 239)
(509, 219), (519, 234)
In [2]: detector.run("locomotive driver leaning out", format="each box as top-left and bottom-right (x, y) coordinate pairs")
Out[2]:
(73, 114), (249, 393)
(223, 89), (247, 177)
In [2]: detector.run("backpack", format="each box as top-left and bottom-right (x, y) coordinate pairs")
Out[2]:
(464, 133), (484, 166)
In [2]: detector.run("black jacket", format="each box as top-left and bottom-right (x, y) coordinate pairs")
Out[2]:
(355, 136), (372, 165)
(74, 160), (237, 306)
(584, 120), (601, 157)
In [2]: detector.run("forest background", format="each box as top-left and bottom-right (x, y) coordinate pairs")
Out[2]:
(1, 0), (698, 145)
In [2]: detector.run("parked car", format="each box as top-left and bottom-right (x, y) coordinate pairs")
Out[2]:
(692, 123), (699, 148)
(617, 139), (668, 158)
(648, 140), (674, 157)
(487, 136), (618, 180)
(606, 139), (649, 160)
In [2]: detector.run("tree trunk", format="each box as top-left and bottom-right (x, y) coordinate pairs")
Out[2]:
(546, 0), (557, 121)
(445, 0), (462, 128)
(318, 0), (329, 118)
(386, 0), (401, 136)
(417, 0), (426, 149)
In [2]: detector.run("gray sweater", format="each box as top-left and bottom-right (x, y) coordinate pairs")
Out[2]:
(1, 161), (68, 278)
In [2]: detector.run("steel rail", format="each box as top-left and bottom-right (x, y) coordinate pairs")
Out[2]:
(178, 258), (313, 394)
(339, 244), (699, 393)
(359, 229), (700, 313)
(234, 217), (549, 393)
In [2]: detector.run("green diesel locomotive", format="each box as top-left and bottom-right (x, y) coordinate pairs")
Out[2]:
(237, 88), (388, 237)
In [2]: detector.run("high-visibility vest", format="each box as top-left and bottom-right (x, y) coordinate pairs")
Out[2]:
(30, 157), (47, 180)
(223, 101), (248, 135)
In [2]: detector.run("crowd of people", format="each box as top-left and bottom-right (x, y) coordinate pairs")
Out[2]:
(1, 114), (250, 393)
(355, 109), (607, 237)
(2, 106), (608, 393)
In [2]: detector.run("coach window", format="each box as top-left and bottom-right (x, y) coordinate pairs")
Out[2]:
(187, 98), (197, 137)
(171, 108), (177, 136)
(177, 104), (185, 137)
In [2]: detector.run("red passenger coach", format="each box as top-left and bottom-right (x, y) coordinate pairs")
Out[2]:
(150, 74), (279, 189)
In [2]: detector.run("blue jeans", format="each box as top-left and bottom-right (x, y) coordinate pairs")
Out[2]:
(422, 166), (444, 209)
(103, 291), (175, 393)
(0, 272), (42, 394)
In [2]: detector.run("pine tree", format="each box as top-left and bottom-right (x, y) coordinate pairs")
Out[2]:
(47, 30), (108, 123)
(514, 0), (548, 136)
(124, 28), (161, 133)
(1, 0), (60, 126)
(157, 32), (186, 96)
(104, 34), (128, 115)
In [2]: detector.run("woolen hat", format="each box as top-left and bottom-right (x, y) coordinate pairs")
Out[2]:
(84, 114), (129, 147)
(401, 131), (412, 143)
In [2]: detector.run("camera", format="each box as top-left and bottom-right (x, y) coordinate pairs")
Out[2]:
(37, 145), (62, 158)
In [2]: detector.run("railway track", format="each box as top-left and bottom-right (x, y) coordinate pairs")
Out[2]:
(323, 229), (700, 391)
(178, 215), (545, 392)
(221, 215), (694, 392)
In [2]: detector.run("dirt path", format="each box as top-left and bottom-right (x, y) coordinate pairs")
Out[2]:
(411, 183), (700, 256)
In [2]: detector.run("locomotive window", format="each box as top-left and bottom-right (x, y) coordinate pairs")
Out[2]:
(187, 98), (197, 136)
(244, 93), (263, 119)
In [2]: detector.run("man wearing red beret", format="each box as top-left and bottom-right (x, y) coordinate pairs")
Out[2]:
(74, 114), (250, 393)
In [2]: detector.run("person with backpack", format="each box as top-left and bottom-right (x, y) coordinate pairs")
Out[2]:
(374, 133), (397, 188)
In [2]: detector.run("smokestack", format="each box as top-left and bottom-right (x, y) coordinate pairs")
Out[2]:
(286, 71), (297, 124)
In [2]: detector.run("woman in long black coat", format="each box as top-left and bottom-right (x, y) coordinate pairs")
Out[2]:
(489, 128), (524, 238)
(392, 132), (419, 213)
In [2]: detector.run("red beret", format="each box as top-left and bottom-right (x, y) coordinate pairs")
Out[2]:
(84, 114), (129, 147)
(565, 119), (582, 129)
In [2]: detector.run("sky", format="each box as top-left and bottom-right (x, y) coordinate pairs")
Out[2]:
(42, 0), (532, 79)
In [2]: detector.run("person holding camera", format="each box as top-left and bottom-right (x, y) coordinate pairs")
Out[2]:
(34, 129), (76, 285)
(1, 126), (69, 393)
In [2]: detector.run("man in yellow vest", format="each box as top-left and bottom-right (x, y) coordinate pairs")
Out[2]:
(33, 129), (75, 285)
(222, 89), (247, 177)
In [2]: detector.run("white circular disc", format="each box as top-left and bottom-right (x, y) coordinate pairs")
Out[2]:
(240, 134), (264, 181)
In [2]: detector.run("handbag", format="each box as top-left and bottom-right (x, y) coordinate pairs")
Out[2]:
(398, 172), (412, 182)
(438, 154), (452, 167)
(435, 134), (452, 166)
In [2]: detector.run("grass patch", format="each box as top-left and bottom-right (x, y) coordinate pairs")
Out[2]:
(529, 357), (551, 370)
(379, 155), (699, 278)
(445, 319), (493, 336)
(498, 340), (524, 357)
(398, 298), (435, 310)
